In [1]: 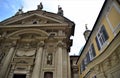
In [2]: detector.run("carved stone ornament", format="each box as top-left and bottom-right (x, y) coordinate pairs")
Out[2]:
(57, 41), (64, 47)
(95, 66), (99, 71)
(38, 41), (44, 47)
(16, 41), (37, 57)
(17, 60), (28, 64)
(16, 49), (36, 57)
(111, 53), (119, 66)
(10, 41), (17, 47)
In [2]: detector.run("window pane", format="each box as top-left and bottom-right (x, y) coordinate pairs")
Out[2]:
(95, 37), (100, 50)
(101, 25), (109, 41)
(86, 52), (90, 63)
(91, 44), (96, 57)
(96, 25), (109, 50)
(81, 60), (85, 71)
(89, 44), (96, 60)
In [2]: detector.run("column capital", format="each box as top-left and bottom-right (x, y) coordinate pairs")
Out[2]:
(38, 41), (44, 47)
(10, 41), (17, 47)
(57, 40), (64, 47)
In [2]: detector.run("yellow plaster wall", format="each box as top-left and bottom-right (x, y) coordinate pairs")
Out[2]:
(108, 6), (120, 28)
(77, 2), (120, 78)
(102, 17), (114, 42)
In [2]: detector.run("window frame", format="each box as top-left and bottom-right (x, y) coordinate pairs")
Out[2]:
(80, 60), (85, 73)
(96, 25), (109, 50)
(88, 44), (96, 61)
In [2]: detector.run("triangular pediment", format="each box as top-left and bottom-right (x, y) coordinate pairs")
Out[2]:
(1, 12), (64, 25)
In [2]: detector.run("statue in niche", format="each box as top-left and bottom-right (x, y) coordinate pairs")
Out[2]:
(47, 53), (52, 65)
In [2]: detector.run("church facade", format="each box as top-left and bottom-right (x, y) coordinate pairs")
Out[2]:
(0, 4), (75, 78)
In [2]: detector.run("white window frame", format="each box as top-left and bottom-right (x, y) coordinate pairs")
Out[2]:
(89, 44), (96, 61)
(96, 25), (109, 50)
(84, 56), (87, 68)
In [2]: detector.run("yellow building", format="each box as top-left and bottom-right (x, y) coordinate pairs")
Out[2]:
(77, 0), (120, 78)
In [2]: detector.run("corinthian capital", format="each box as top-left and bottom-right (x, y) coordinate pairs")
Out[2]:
(57, 40), (64, 47)
(11, 41), (17, 47)
(38, 41), (44, 47)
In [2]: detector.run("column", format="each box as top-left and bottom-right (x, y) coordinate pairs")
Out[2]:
(56, 41), (63, 78)
(62, 47), (68, 78)
(67, 53), (71, 78)
(0, 41), (16, 78)
(31, 41), (44, 78)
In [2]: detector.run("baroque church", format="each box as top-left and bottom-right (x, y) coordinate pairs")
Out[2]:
(0, 3), (77, 78)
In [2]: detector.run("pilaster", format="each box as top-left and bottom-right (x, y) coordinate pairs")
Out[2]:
(31, 41), (44, 78)
(0, 41), (16, 78)
(56, 40), (63, 78)
(62, 46), (68, 78)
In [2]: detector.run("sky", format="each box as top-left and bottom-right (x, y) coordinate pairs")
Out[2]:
(0, 0), (105, 55)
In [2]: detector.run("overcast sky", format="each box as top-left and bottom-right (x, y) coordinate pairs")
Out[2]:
(0, 0), (105, 55)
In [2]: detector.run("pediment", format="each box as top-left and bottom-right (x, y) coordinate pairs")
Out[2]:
(2, 13), (63, 25)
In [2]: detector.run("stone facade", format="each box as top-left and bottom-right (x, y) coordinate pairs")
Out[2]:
(70, 56), (79, 78)
(0, 8), (75, 78)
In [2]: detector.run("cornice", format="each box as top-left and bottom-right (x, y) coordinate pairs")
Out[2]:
(81, 32), (120, 77)
(0, 23), (68, 28)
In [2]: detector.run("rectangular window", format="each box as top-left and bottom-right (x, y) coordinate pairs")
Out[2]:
(80, 60), (85, 73)
(89, 44), (96, 60)
(86, 52), (90, 63)
(96, 25), (109, 50)
(84, 57), (87, 68)
(84, 52), (90, 67)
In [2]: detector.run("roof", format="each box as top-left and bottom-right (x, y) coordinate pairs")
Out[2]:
(0, 9), (75, 36)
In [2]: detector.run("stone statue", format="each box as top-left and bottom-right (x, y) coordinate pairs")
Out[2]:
(57, 5), (63, 16)
(37, 2), (43, 10)
(47, 53), (52, 65)
(16, 8), (23, 15)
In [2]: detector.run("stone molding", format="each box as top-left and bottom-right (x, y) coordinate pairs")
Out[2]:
(6, 28), (49, 38)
